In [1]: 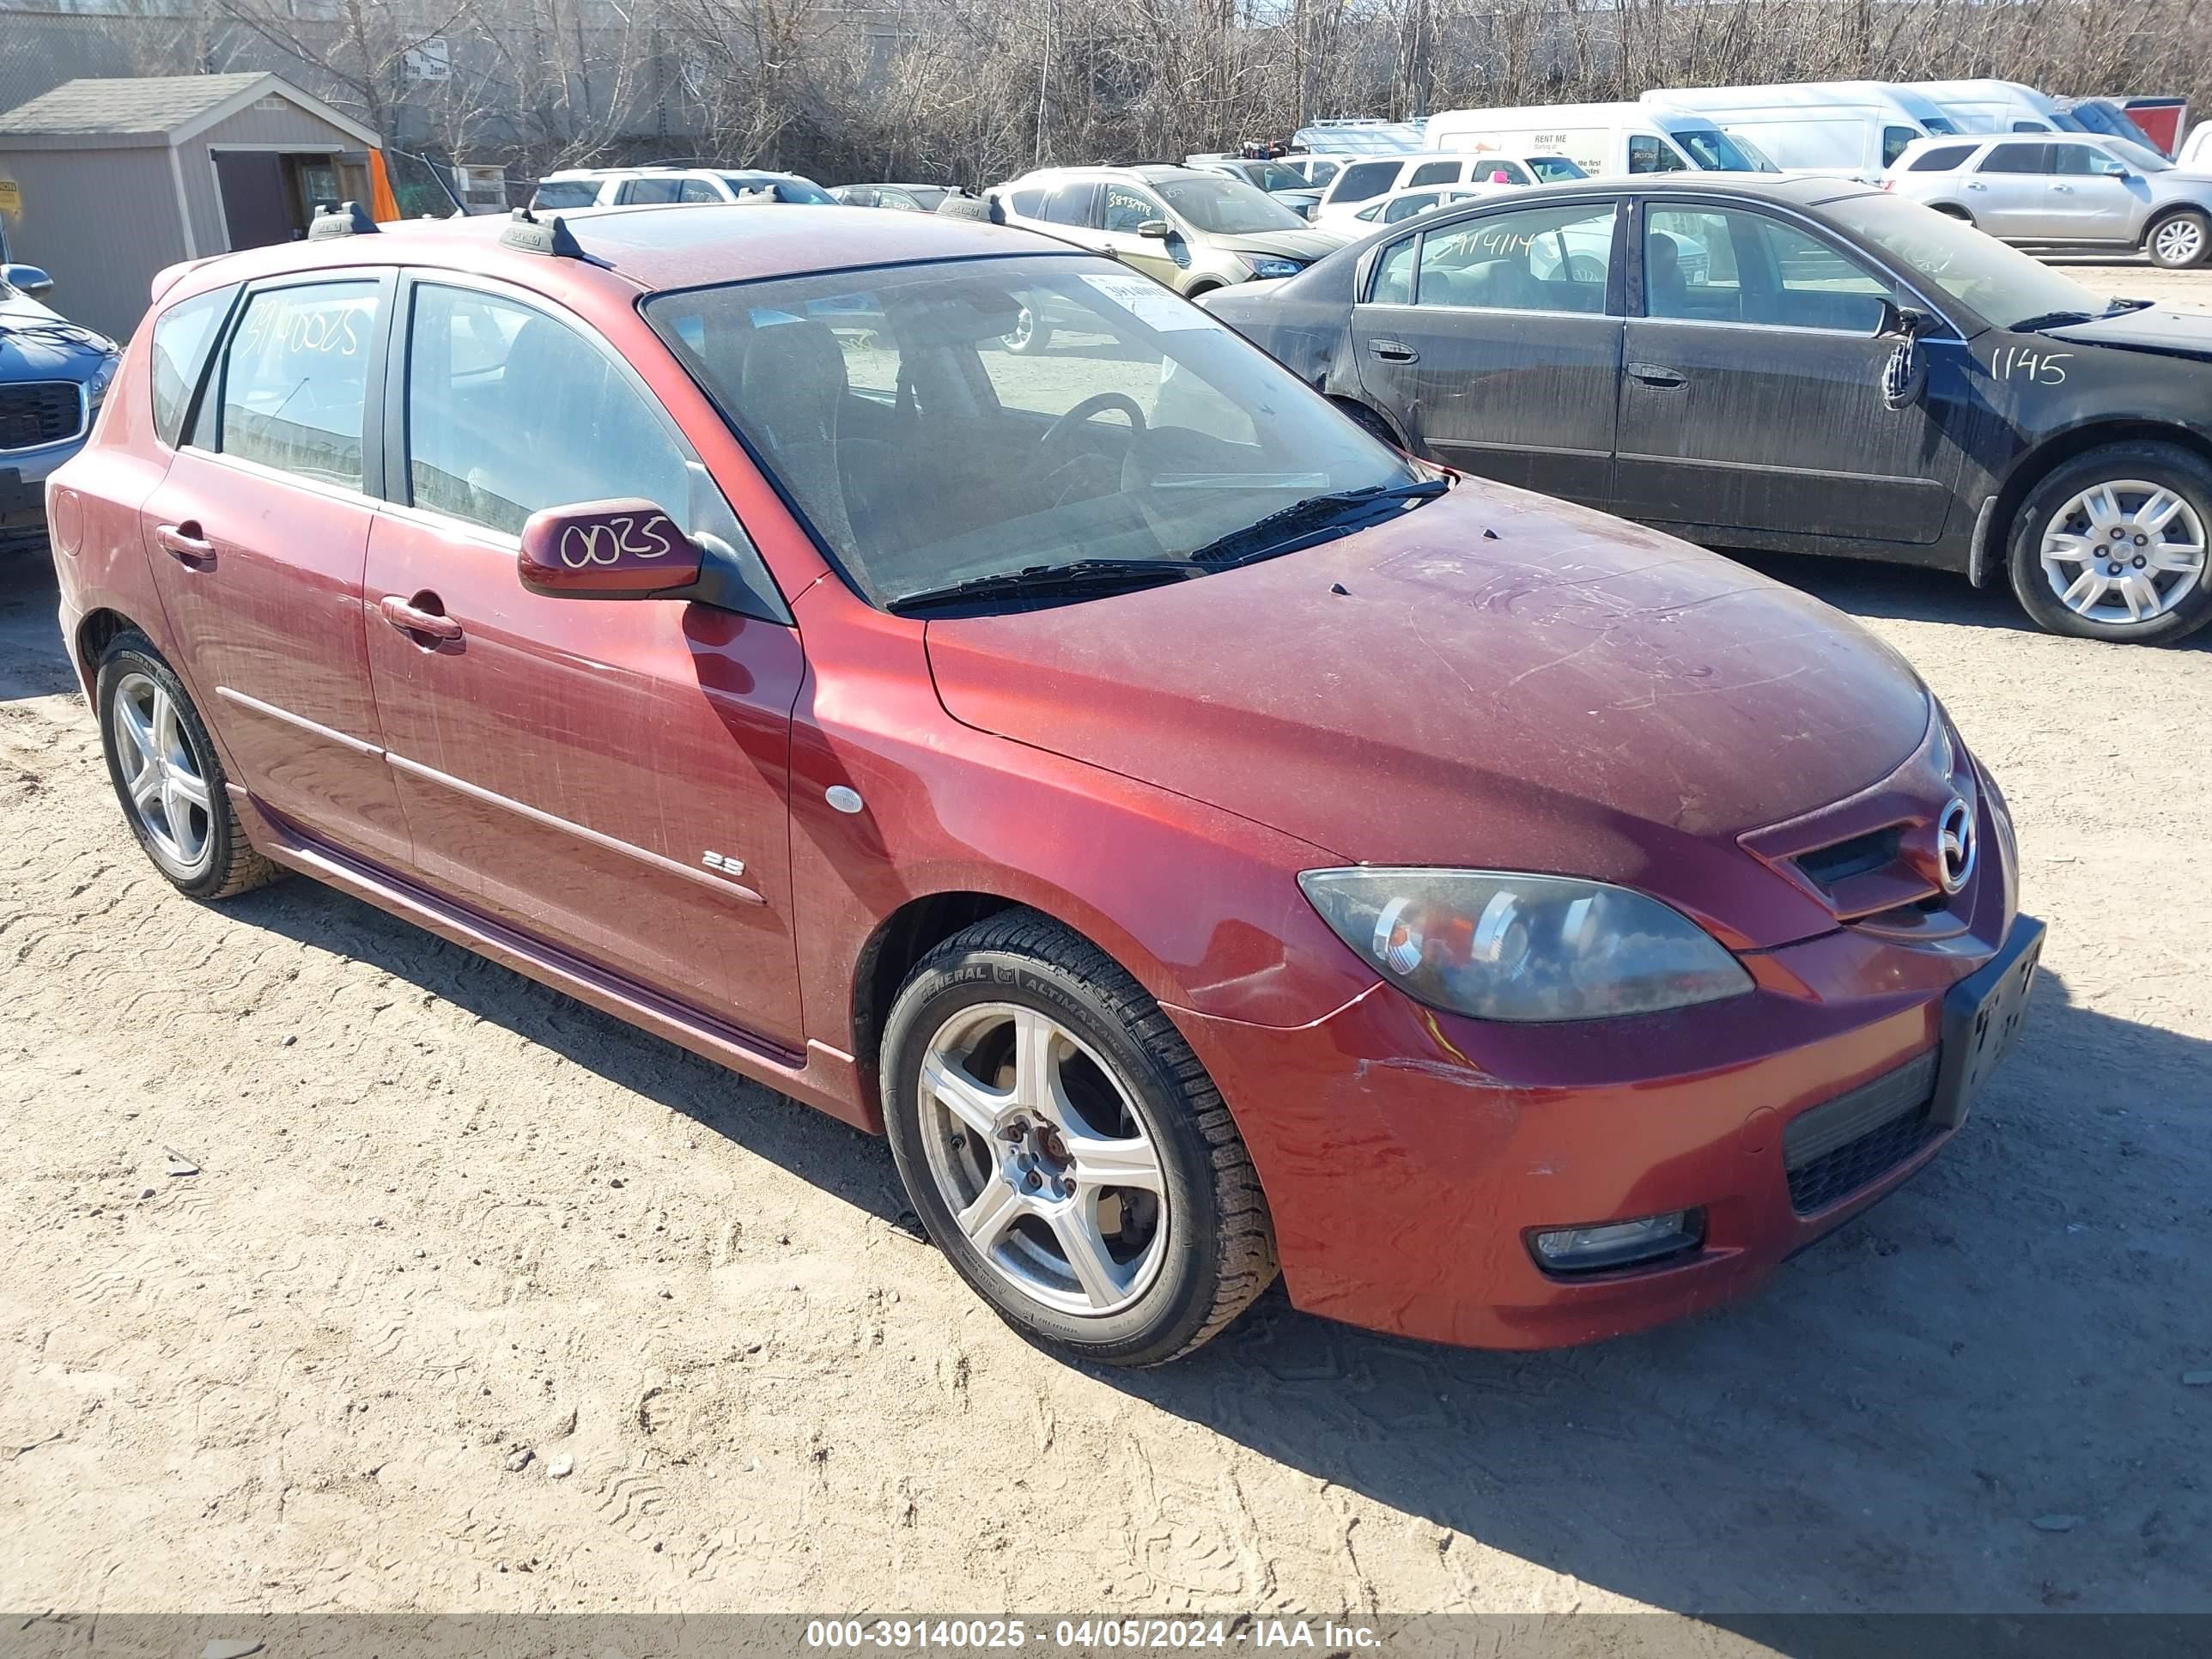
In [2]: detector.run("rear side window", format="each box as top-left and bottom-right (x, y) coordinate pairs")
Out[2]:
(403, 284), (691, 536)
(213, 280), (380, 489)
(1415, 204), (1618, 313)
(1407, 161), (1460, 188)
(621, 177), (684, 204)
(1909, 143), (1976, 173)
(1041, 183), (1097, 226)
(1474, 159), (1532, 185)
(1332, 160), (1402, 204)
(531, 179), (599, 209)
(1382, 191), (1438, 223)
(1982, 143), (2050, 173)
(1369, 236), (1418, 304)
(149, 285), (234, 449)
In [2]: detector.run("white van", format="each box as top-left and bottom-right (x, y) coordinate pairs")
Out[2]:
(1421, 101), (1769, 178)
(1310, 149), (1588, 230)
(1901, 80), (2076, 136)
(1639, 82), (1960, 179)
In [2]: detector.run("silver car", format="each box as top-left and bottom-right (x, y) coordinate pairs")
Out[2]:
(1887, 132), (2212, 269)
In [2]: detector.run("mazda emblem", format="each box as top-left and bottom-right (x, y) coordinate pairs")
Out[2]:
(1936, 797), (1976, 894)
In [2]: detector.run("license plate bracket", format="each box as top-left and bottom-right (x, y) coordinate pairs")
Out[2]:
(1930, 915), (2045, 1130)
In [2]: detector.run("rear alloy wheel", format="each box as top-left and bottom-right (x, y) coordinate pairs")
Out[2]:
(2147, 210), (2210, 270)
(2008, 444), (2212, 644)
(96, 633), (279, 898)
(881, 912), (1276, 1365)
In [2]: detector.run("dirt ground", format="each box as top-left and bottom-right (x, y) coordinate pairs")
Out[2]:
(2, 262), (2209, 1624)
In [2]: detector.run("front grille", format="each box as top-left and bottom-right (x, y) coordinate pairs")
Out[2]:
(1784, 1049), (1941, 1215)
(0, 381), (86, 452)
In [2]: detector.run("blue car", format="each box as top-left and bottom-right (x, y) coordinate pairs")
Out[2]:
(3, 261), (118, 557)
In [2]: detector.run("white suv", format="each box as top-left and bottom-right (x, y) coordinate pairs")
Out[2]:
(528, 166), (834, 210)
(1886, 133), (2212, 268)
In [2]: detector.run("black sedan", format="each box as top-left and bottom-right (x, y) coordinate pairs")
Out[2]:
(1201, 175), (2212, 645)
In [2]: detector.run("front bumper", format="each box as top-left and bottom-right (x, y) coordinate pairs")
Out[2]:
(1, 433), (86, 556)
(1173, 905), (2041, 1351)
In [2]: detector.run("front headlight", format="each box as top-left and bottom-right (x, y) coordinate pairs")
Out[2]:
(85, 351), (119, 407)
(1297, 868), (1753, 1023)
(1243, 257), (1303, 280)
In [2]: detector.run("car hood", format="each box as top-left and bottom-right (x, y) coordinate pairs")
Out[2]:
(2043, 304), (2212, 363)
(1212, 227), (1346, 261)
(0, 290), (115, 385)
(924, 482), (1934, 950)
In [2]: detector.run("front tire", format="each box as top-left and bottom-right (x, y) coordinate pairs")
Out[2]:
(881, 912), (1276, 1366)
(96, 633), (279, 898)
(2146, 209), (2210, 270)
(1000, 304), (1051, 356)
(2007, 443), (2212, 645)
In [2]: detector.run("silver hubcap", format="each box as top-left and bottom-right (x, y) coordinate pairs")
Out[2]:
(2040, 479), (2207, 625)
(917, 1003), (1168, 1317)
(2154, 219), (2203, 264)
(112, 672), (213, 876)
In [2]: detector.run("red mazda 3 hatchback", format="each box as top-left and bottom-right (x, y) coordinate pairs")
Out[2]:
(48, 202), (2040, 1364)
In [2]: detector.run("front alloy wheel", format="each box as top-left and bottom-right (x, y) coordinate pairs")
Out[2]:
(2008, 443), (2212, 644)
(2148, 210), (2209, 270)
(881, 912), (1276, 1365)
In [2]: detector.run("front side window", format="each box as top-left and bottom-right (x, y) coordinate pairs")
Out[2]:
(1982, 143), (2051, 174)
(678, 179), (723, 203)
(1628, 134), (1688, 174)
(645, 255), (1414, 611)
(1412, 203), (1618, 313)
(150, 284), (235, 449)
(2051, 144), (2129, 178)
(1882, 126), (1919, 167)
(1527, 157), (1587, 183)
(1909, 143), (1976, 173)
(214, 280), (380, 489)
(1674, 127), (1759, 171)
(1471, 159), (1533, 185)
(1645, 208), (1895, 332)
(404, 284), (691, 536)
(1103, 185), (1164, 234)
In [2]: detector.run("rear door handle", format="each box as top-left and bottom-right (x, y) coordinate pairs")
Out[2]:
(1368, 338), (1419, 363)
(1966, 182), (1987, 191)
(2052, 184), (2074, 193)
(155, 521), (215, 566)
(379, 593), (463, 643)
(1627, 362), (1686, 389)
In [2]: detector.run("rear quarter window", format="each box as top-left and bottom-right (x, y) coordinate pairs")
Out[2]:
(1909, 143), (1978, 173)
(149, 284), (236, 449)
(1333, 161), (1403, 204)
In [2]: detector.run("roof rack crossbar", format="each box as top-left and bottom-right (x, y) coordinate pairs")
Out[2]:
(307, 200), (379, 240)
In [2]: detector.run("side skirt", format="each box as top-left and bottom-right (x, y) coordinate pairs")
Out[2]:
(229, 786), (876, 1133)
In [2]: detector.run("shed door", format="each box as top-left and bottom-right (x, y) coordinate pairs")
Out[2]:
(214, 150), (292, 250)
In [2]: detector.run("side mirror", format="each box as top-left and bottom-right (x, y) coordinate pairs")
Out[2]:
(1877, 300), (1933, 340)
(1, 263), (54, 298)
(518, 498), (702, 599)
(1137, 219), (1173, 240)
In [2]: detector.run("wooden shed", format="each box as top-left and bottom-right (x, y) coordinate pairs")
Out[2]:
(0, 73), (381, 343)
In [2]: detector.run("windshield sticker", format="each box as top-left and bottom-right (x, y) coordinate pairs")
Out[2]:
(1080, 272), (1216, 331)
(1989, 345), (2071, 386)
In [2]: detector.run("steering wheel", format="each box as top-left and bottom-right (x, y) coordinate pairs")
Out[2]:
(1039, 392), (1146, 452)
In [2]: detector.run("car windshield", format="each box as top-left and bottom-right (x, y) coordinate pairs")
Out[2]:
(645, 254), (1416, 610)
(1527, 156), (1589, 182)
(1238, 161), (1310, 193)
(1820, 191), (2118, 329)
(1677, 127), (1768, 171)
(1155, 177), (1308, 233)
(726, 173), (835, 204)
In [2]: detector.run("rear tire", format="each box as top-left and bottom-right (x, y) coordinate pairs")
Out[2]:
(95, 632), (280, 898)
(2146, 209), (2210, 270)
(2006, 442), (2212, 645)
(880, 911), (1276, 1366)
(1931, 205), (1975, 225)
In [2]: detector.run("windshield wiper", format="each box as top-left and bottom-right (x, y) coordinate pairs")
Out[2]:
(886, 557), (1200, 616)
(1188, 477), (1450, 568)
(2008, 309), (2098, 333)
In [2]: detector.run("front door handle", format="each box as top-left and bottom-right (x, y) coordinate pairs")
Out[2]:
(1966, 182), (1987, 191)
(2052, 184), (2074, 193)
(1627, 362), (1687, 389)
(1368, 337), (1419, 363)
(379, 593), (463, 643)
(155, 521), (215, 566)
